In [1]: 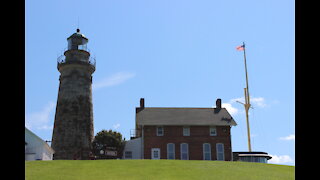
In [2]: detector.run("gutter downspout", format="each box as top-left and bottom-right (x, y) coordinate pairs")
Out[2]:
(230, 126), (233, 161)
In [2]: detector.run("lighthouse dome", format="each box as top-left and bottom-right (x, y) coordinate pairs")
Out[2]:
(67, 29), (88, 41)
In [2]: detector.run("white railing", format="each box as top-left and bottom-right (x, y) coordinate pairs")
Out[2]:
(64, 46), (91, 53)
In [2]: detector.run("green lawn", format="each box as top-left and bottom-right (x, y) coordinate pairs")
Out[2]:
(25, 160), (294, 180)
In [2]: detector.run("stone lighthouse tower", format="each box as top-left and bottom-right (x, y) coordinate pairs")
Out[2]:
(51, 29), (95, 160)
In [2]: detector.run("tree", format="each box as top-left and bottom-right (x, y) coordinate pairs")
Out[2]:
(92, 129), (126, 159)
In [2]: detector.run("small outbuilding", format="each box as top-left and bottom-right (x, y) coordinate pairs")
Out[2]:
(25, 127), (54, 161)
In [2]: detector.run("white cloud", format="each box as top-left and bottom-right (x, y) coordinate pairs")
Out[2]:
(113, 123), (120, 130)
(25, 101), (55, 130)
(213, 96), (267, 117)
(271, 99), (280, 105)
(279, 134), (295, 141)
(268, 154), (294, 165)
(222, 103), (239, 116)
(251, 97), (267, 108)
(93, 72), (135, 91)
(38, 125), (54, 130)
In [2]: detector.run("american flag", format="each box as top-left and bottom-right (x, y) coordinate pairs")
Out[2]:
(236, 45), (245, 51)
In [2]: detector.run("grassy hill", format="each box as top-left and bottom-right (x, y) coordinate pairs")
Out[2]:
(25, 160), (294, 180)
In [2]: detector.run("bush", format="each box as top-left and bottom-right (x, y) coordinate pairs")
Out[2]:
(92, 130), (125, 159)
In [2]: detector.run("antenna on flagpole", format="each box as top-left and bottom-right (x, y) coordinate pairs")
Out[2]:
(77, 16), (80, 30)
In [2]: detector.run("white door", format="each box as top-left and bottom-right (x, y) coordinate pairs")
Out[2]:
(151, 148), (160, 159)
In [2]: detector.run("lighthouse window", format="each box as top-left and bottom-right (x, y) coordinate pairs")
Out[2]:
(68, 39), (72, 50)
(68, 39), (78, 50)
(78, 44), (87, 51)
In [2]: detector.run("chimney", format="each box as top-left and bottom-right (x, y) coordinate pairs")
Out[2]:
(140, 98), (145, 108)
(136, 98), (145, 113)
(216, 98), (222, 109)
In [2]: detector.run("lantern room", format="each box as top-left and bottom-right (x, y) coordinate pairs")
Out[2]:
(67, 28), (89, 51)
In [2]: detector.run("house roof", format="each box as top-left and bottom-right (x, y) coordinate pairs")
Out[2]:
(25, 127), (55, 153)
(136, 107), (237, 126)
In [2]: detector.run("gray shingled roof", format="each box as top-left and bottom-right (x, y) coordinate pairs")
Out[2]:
(136, 108), (237, 126)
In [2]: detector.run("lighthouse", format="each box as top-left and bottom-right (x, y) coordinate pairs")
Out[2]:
(51, 29), (95, 160)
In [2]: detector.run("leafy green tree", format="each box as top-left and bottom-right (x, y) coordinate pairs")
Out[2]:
(92, 129), (125, 159)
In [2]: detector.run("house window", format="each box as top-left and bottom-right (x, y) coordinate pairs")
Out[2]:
(210, 127), (217, 136)
(124, 151), (132, 159)
(157, 126), (164, 136)
(203, 143), (211, 160)
(183, 127), (190, 136)
(167, 143), (175, 159)
(180, 143), (189, 160)
(151, 148), (160, 159)
(216, 143), (224, 161)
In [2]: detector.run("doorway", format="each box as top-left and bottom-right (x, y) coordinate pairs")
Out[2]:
(151, 148), (160, 159)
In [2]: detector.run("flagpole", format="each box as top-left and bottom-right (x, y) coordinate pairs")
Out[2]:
(243, 42), (250, 105)
(242, 42), (252, 152)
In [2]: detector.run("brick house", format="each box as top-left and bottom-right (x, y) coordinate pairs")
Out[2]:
(123, 98), (237, 161)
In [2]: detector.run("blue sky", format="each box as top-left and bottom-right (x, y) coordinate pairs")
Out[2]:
(25, 0), (294, 165)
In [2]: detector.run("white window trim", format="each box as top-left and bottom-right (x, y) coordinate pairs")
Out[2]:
(203, 143), (211, 160)
(156, 126), (164, 136)
(167, 143), (175, 159)
(216, 143), (225, 161)
(210, 127), (217, 136)
(183, 126), (190, 136)
(180, 143), (189, 160)
(151, 148), (161, 159)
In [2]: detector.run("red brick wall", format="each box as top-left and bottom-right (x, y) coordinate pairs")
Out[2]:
(143, 126), (233, 161)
